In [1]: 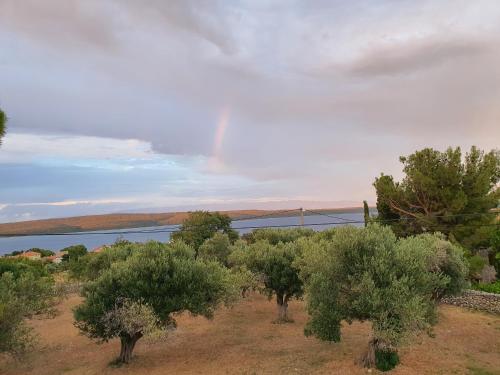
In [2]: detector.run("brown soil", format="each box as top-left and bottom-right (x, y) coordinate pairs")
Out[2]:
(1, 294), (499, 375)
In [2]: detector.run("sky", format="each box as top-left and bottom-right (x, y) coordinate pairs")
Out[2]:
(0, 0), (499, 223)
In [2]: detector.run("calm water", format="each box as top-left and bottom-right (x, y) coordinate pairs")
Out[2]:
(0, 212), (365, 255)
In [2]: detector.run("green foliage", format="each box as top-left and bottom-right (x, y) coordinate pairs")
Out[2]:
(298, 224), (467, 369)
(0, 257), (50, 279)
(0, 107), (6, 146)
(171, 211), (239, 252)
(490, 228), (500, 275)
(396, 233), (469, 299)
(28, 248), (55, 257)
(468, 255), (486, 280)
(363, 200), (370, 227)
(374, 146), (500, 249)
(473, 281), (500, 294)
(243, 227), (315, 245)
(198, 232), (232, 266)
(375, 349), (400, 372)
(0, 263), (56, 356)
(74, 241), (238, 363)
(61, 244), (87, 262)
(231, 238), (304, 322)
(69, 242), (135, 280)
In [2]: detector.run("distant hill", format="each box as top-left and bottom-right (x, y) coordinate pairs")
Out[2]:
(0, 207), (364, 236)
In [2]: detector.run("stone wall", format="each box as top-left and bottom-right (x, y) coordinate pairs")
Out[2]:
(441, 290), (500, 315)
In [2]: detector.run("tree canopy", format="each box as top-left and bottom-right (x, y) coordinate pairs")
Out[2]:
(242, 227), (315, 245)
(231, 237), (304, 322)
(0, 107), (6, 146)
(0, 259), (57, 356)
(171, 211), (239, 253)
(61, 245), (87, 262)
(74, 241), (238, 363)
(298, 224), (467, 371)
(374, 146), (500, 248)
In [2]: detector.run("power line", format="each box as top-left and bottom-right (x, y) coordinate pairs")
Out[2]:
(0, 218), (498, 237)
(231, 208), (301, 222)
(304, 209), (357, 223)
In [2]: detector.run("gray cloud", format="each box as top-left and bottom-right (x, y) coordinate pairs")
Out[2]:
(0, 0), (499, 216)
(346, 37), (491, 77)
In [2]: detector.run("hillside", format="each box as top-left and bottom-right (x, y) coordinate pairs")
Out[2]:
(0, 207), (364, 236)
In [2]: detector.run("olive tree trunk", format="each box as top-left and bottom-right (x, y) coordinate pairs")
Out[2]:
(360, 338), (398, 370)
(118, 332), (143, 364)
(275, 293), (292, 323)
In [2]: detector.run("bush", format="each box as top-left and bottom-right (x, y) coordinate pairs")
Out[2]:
(0, 262), (57, 356)
(243, 227), (315, 245)
(0, 257), (50, 279)
(375, 348), (400, 372)
(61, 245), (87, 262)
(473, 281), (500, 294)
(468, 255), (486, 281)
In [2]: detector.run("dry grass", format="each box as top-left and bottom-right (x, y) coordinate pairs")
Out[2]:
(1, 293), (499, 375)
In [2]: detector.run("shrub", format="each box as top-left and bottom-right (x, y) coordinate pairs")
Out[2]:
(61, 245), (87, 262)
(468, 255), (487, 281)
(243, 227), (315, 245)
(0, 264), (57, 356)
(473, 281), (500, 294)
(0, 257), (50, 279)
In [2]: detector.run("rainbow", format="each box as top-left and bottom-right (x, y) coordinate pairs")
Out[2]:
(213, 108), (230, 160)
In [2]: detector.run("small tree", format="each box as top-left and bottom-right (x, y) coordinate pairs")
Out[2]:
(0, 262), (57, 356)
(0, 107), (6, 146)
(74, 241), (237, 363)
(61, 244), (87, 262)
(363, 200), (370, 227)
(232, 239), (303, 323)
(171, 211), (238, 254)
(299, 224), (467, 371)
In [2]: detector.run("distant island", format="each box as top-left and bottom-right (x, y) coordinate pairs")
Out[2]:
(0, 207), (365, 236)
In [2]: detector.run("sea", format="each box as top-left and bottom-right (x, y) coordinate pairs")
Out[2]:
(0, 212), (365, 255)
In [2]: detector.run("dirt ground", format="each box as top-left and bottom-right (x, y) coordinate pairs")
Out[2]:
(1, 293), (499, 375)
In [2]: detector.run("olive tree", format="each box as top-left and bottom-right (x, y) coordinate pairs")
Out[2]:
(0, 263), (57, 355)
(231, 239), (303, 323)
(242, 227), (315, 245)
(198, 232), (232, 266)
(74, 241), (238, 363)
(298, 224), (467, 371)
(171, 211), (238, 253)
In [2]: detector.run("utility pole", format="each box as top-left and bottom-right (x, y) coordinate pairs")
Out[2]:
(300, 207), (304, 226)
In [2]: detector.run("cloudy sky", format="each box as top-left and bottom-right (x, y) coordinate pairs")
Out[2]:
(0, 0), (499, 222)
